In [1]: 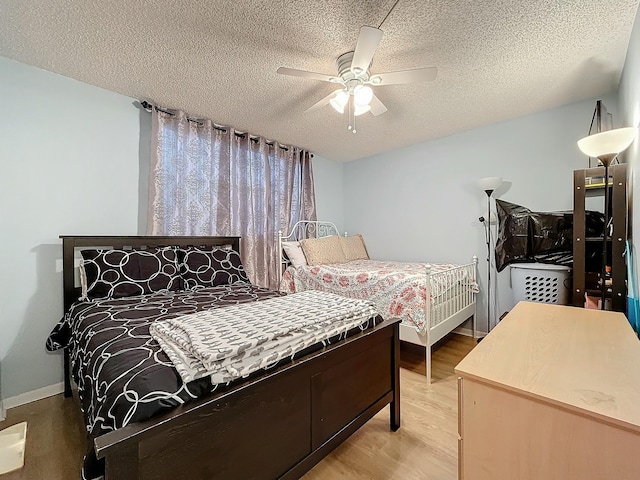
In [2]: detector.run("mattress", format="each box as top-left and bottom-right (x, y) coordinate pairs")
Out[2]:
(280, 259), (472, 334)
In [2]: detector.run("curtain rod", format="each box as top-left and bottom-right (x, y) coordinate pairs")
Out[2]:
(141, 101), (227, 132)
(140, 101), (294, 152)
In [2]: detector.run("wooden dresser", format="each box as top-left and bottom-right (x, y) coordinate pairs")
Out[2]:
(455, 302), (640, 480)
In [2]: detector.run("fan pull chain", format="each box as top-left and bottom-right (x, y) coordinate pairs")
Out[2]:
(353, 98), (357, 134)
(351, 95), (357, 134)
(348, 94), (353, 132)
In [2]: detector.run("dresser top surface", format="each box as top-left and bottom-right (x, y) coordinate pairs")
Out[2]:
(455, 302), (640, 432)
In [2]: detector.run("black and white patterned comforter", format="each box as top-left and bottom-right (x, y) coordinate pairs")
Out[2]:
(46, 284), (285, 438)
(46, 284), (381, 478)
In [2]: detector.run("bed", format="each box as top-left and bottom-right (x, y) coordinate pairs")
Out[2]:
(48, 235), (400, 480)
(278, 221), (478, 383)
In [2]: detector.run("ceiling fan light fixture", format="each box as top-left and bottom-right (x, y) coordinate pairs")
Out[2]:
(329, 90), (349, 114)
(354, 104), (371, 116)
(354, 85), (373, 107)
(277, 22), (438, 133)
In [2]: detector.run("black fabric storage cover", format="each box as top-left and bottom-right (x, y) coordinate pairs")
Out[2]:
(495, 200), (530, 271)
(495, 199), (604, 272)
(529, 211), (573, 256)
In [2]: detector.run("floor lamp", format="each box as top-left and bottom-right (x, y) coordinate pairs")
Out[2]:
(478, 176), (503, 332)
(577, 128), (635, 310)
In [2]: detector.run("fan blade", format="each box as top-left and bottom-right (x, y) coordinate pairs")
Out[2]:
(351, 26), (384, 73)
(374, 67), (438, 85)
(277, 67), (336, 83)
(369, 94), (387, 116)
(305, 91), (336, 113)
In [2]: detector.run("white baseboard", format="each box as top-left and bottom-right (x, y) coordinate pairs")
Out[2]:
(453, 326), (473, 337)
(0, 400), (5, 421)
(3, 383), (64, 411)
(453, 326), (488, 338)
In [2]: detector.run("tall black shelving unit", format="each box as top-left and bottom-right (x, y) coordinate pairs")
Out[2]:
(572, 163), (627, 312)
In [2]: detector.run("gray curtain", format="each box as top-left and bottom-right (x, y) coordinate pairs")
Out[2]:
(148, 108), (316, 289)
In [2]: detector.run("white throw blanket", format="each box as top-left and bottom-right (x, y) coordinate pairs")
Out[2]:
(150, 290), (378, 384)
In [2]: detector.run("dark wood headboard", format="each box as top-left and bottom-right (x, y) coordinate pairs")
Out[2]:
(59, 235), (240, 398)
(60, 235), (241, 312)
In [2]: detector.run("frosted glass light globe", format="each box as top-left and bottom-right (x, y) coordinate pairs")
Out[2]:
(354, 104), (371, 116)
(329, 90), (348, 114)
(353, 85), (373, 107)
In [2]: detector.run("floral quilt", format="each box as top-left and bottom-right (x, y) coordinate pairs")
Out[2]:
(280, 260), (474, 335)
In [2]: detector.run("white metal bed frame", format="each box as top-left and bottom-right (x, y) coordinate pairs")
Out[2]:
(278, 221), (478, 383)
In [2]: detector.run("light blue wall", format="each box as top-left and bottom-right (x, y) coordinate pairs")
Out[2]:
(0, 57), (142, 398)
(312, 155), (344, 233)
(343, 94), (618, 333)
(0, 57), (348, 399)
(619, 4), (640, 303)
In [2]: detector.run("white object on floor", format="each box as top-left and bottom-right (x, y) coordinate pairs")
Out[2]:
(0, 422), (27, 475)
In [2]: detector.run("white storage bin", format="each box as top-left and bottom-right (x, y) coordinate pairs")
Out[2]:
(511, 263), (572, 305)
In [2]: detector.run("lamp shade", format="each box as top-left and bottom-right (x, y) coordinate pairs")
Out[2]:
(477, 176), (503, 192)
(577, 127), (636, 159)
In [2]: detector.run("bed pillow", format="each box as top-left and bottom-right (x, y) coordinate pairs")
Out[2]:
(300, 236), (347, 266)
(80, 247), (181, 300)
(341, 235), (370, 261)
(282, 241), (307, 268)
(180, 246), (250, 289)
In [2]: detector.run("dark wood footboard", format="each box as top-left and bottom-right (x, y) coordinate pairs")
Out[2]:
(95, 318), (401, 480)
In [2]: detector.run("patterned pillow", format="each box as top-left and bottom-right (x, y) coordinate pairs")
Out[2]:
(180, 246), (250, 289)
(300, 236), (347, 266)
(282, 241), (307, 268)
(341, 234), (370, 261)
(81, 247), (181, 300)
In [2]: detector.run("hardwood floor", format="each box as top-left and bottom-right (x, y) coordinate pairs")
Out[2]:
(303, 334), (476, 480)
(0, 333), (476, 480)
(0, 393), (86, 480)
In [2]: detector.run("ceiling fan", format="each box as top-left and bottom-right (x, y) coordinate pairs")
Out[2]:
(277, 26), (438, 133)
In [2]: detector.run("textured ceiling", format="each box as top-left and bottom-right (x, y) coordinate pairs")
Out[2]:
(1, 0), (638, 161)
